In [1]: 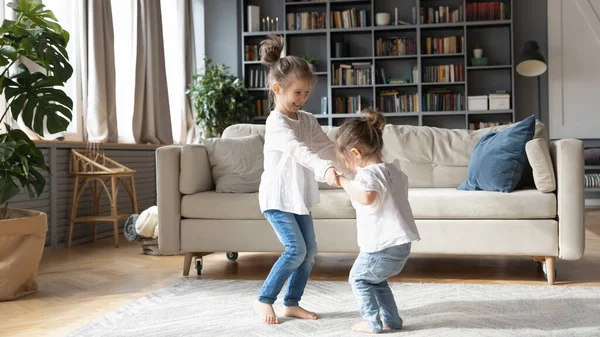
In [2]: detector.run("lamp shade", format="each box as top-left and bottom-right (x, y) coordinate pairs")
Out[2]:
(516, 40), (547, 77)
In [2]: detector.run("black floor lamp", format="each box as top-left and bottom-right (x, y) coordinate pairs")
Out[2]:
(516, 40), (547, 122)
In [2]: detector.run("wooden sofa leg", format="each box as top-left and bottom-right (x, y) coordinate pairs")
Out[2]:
(183, 253), (194, 276)
(546, 256), (556, 285)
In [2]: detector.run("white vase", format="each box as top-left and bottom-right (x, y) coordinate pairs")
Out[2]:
(376, 13), (390, 26)
(473, 48), (483, 58)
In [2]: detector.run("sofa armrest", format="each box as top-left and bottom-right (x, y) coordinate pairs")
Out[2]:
(550, 139), (585, 260)
(156, 146), (182, 254)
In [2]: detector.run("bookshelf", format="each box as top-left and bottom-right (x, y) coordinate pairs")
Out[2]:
(240, 0), (515, 129)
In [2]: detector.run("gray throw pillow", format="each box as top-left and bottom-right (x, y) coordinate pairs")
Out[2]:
(202, 135), (264, 193)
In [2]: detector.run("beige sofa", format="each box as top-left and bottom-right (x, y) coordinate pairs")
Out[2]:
(156, 122), (585, 284)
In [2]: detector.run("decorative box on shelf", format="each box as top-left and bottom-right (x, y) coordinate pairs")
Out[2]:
(467, 95), (488, 111)
(489, 93), (510, 110)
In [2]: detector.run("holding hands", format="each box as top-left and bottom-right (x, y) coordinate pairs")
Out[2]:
(325, 167), (346, 188)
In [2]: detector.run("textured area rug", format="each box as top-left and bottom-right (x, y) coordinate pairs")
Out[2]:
(67, 279), (600, 337)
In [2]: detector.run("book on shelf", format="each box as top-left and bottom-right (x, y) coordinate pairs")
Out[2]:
(423, 36), (464, 55)
(375, 37), (416, 57)
(423, 89), (464, 112)
(287, 11), (326, 30)
(420, 5), (464, 24)
(466, 1), (510, 21)
(254, 99), (269, 117)
(335, 95), (365, 114)
(331, 8), (368, 28)
(245, 45), (260, 61)
(422, 64), (464, 83)
(332, 62), (372, 86)
(378, 91), (419, 113)
(320, 96), (328, 114)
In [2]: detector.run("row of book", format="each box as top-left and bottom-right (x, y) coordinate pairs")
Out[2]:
(466, 1), (510, 21)
(422, 36), (464, 55)
(375, 37), (416, 57)
(420, 5), (464, 24)
(332, 63), (372, 86)
(335, 95), (365, 114)
(423, 90), (465, 112)
(422, 64), (465, 83)
(378, 91), (419, 113)
(286, 12), (326, 30)
(247, 69), (267, 88)
(379, 66), (419, 85)
(244, 45), (260, 61)
(253, 99), (270, 117)
(331, 8), (368, 28)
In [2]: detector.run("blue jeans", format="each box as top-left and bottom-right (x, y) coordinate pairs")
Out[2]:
(258, 210), (318, 306)
(349, 243), (411, 333)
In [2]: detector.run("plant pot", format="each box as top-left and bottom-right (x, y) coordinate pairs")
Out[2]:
(0, 208), (47, 301)
(473, 48), (483, 58)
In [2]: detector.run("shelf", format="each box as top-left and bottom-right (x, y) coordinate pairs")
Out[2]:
(585, 188), (600, 192)
(285, 29), (327, 35)
(244, 61), (262, 64)
(329, 0), (371, 4)
(467, 65), (512, 70)
(330, 26), (372, 33)
(253, 114), (329, 119)
(422, 111), (466, 116)
(331, 85), (373, 89)
(383, 112), (419, 117)
(243, 30), (285, 37)
(247, 88), (269, 91)
(374, 55), (418, 60)
(585, 165), (600, 170)
(314, 71), (327, 76)
(285, 1), (326, 6)
(468, 109), (514, 115)
(373, 25), (417, 31)
(466, 20), (512, 27)
(422, 81), (466, 86)
(331, 57), (372, 61)
(375, 83), (418, 88)
(420, 22), (464, 29)
(421, 53), (465, 58)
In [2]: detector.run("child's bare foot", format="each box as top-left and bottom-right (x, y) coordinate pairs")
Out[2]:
(253, 300), (279, 324)
(282, 305), (318, 320)
(352, 321), (378, 334)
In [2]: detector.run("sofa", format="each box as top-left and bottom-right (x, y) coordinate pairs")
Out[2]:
(156, 121), (585, 284)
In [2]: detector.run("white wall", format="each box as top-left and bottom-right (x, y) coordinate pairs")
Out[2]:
(548, 0), (600, 139)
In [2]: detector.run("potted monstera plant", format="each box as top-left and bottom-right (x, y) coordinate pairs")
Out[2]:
(0, 0), (72, 301)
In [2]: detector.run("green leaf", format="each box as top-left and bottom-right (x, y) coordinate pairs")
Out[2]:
(18, 0), (64, 35)
(0, 171), (20, 205)
(4, 65), (73, 135)
(0, 45), (17, 67)
(0, 142), (16, 161)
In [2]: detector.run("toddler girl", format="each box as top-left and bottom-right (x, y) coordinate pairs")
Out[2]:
(334, 109), (420, 333)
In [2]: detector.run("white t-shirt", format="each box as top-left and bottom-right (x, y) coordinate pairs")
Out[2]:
(259, 110), (337, 215)
(350, 161), (421, 252)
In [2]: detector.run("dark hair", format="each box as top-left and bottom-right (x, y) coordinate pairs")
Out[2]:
(335, 109), (386, 163)
(260, 35), (315, 109)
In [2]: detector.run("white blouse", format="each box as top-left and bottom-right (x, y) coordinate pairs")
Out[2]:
(259, 110), (336, 215)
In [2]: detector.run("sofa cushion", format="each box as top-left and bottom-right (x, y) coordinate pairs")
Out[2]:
(181, 188), (555, 220)
(526, 138), (556, 193)
(201, 134), (264, 193)
(458, 114), (536, 193)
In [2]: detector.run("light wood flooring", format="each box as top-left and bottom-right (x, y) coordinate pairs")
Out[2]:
(2, 210), (600, 337)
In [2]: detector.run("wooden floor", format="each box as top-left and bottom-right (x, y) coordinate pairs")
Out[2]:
(2, 210), (600, 337)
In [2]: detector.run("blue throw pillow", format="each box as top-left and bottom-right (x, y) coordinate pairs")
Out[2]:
(457, 114), (536, 193)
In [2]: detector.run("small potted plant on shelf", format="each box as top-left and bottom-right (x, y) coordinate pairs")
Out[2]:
(186, 57), (253, 138)
(473, 43), (483, 58)
(0, 0), (73, 301)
